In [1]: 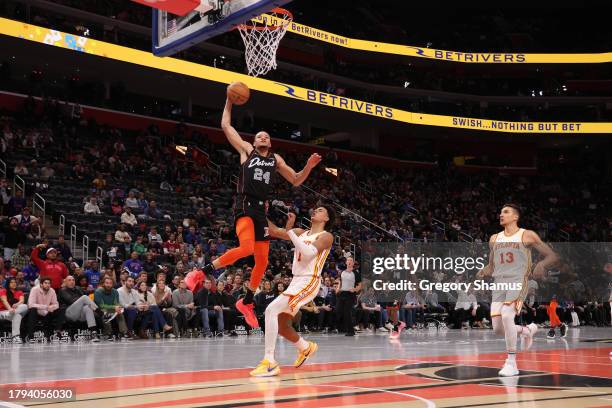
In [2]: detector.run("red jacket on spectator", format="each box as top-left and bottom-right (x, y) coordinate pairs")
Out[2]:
(31, 247), (68, 289)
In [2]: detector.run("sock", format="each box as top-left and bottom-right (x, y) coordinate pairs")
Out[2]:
(203, 263), (215, 276)
(507, 352), (516, 363)
(243, 287), (255, 305)
(295, 337), (309, 352)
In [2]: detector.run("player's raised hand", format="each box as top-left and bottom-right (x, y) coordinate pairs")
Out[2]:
(306, 153), (322, 169)
(285, 212), (296, 229)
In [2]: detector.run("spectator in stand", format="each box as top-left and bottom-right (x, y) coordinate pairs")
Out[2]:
(132, 235), (147, 256)
(14, 207), (42, 239)
(185, 226), (202, 248)
(172, 277), (196, 334)
(115, 224), (132, 249)
(153, 278), (180, 337)
(148, 227), (163, 245)
(53, 235), (73, 262)
(25, 276), (61, 340)
(84, 197), (102, 215)
(102, 233), (125, 264)
(232, 273), (243, 293)
(2, 217), (26, 260)
(143, 201), (162, 220)
(7, 190), (26, 217)
(215, 280), (237, 334)
(77, 274), (94, 295)
(423, 289), (447, 314)
(40, 161), (55, 180)
(136, 271), (149, 287)
(255, 280), (275, 324)
(10, 244), (30, 270)
(136, 281), (174, 339)
(124, 191), (139, 209)
(315, 277), (336, 332)
(453, 289), (478, 329)
(21, 261), (39, 287)
(0, 178), (11, 216)
(176, 253), (190, 272)
(92, 173), (106, 191)
(0, 277), (28, 343)
(358, 287), (382, 332)
(117, 276), (141, 338)
(137, 191), (148, 213)
(13, 160), (28, 176)
(169, 274), (180, 291)
(121, 206), (137, 227)
(163, 233), (181, 262)
(141, 253), (158, 284)
(232, 277), (250, 301)
(110, 199), (123, 216)
(58, 275), (101, 341)
(31, 244), (68, 290)
(189, 253), (205, 270)
(195, 278), (224, 337)
(123, 252), (143, 279)
(94, 276), (128, 338)
(84, 261), (101, 289)
(193, 245), (205, 264)
(14, 270), (32, 293)
(401, 290), (422, 329)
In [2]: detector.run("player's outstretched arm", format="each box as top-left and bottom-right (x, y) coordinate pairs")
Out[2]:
(267, 214), (304, 241)
(524, 230), (559, 279)
(221, 97), (253, 157)
(288, 230), (333, 262)
(274, 153), (322, 187)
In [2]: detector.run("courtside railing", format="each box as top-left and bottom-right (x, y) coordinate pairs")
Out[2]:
(13, 174), (25, 198)
(33, 193), (46, 227)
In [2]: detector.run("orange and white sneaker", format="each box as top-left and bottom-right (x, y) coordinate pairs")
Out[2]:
(250, 359), (280, 377)
(294, 341), (318, 368)
(236, 298), (260, 329)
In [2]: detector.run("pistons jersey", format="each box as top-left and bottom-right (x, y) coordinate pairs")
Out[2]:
(237, 150), (277, 204)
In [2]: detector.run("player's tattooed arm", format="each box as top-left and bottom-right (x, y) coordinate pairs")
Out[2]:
(221, 97), (253, 159)
(523, 229), (559, 279)
(274, 153), (322, 187)
(476, 234), (497, 278)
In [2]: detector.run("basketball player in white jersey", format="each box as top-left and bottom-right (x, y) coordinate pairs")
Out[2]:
(249, 206), (335, 377)
(477, 203), (558, 377)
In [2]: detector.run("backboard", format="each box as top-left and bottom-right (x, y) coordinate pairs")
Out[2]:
(152, 0), (293, 57)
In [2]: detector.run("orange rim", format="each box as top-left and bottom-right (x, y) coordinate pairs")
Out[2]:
(238, 7), (292, 31)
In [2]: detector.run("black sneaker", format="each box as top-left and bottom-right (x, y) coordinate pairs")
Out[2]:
(547, 328), (556, 339)
(560, 323), (567, 338)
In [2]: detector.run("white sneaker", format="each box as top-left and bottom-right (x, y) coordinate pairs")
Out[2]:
(498, 359), (519, 377)
(522, 323), (538, 350)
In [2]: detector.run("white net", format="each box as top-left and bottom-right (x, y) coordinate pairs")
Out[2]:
(237, 8), (292, 77)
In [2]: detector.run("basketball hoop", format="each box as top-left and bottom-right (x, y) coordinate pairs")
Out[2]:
(237, 8), (292, 77)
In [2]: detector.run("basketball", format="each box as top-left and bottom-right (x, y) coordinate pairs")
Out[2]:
(227, 81), (250, 105)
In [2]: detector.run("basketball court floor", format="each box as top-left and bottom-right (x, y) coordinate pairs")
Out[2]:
(1, 327), (610, 407)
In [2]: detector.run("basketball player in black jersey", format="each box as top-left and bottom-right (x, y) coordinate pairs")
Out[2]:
(201, 97), (322, 328)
